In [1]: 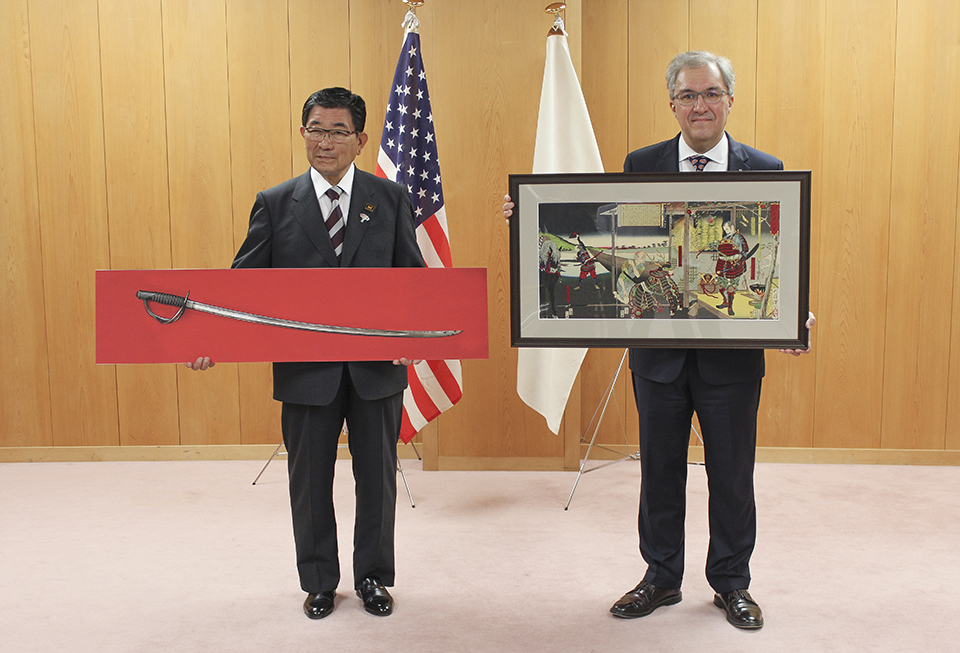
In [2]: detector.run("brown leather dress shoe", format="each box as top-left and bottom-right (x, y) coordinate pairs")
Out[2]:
(303, 591), (336, 619)
(610, 580), (682, 618)
(714, 589), (764, 629)
(356, 577), (394, 616)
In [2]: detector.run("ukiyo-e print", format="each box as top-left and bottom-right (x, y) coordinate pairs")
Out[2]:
(536, 199), (781, 322)
(509, 172), (810, 349)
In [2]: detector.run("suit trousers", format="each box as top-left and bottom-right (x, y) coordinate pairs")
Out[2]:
(280, 366), (402, 594)
(632, 351), (761, 594)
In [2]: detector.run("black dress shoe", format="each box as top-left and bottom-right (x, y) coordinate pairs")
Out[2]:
(303, 591), (336, 619)
(610, 580), (682, 618)
(714, 589), (763, 629)
(356, 577), (394, 616)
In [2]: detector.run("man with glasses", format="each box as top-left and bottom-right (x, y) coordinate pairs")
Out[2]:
(188, 87), (423, 620)
(610, 50), (814, 630)
(505, 51), (814, 629)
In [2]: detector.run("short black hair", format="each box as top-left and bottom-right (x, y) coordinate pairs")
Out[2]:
(301, 87), (366, 132)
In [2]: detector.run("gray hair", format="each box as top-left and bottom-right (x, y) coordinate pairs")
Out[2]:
(665, 51), (736, 98)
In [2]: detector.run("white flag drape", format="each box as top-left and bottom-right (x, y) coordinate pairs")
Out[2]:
(516, 29), (604, 434)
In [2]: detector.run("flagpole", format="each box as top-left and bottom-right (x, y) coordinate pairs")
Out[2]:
(380, 0), (464, 446)
(516, 5), (602, 437)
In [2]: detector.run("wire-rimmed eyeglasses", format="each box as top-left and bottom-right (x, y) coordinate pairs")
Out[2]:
(672, 89), (730, 106)
(303, 127), (358, 143)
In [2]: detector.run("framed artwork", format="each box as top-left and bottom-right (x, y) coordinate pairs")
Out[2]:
(508, 171), (811, 349)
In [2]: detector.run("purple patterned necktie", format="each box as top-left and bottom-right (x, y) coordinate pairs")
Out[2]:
(324, 186), (344, 262)
(689, 155), (710, 172)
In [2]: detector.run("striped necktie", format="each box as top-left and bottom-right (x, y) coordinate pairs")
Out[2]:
(688, 155), (710, 172)
(324, 186), (344, 262)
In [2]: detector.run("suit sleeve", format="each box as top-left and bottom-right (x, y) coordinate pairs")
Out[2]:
(392, 189), (425, 269)
(231, 191), (273, 269)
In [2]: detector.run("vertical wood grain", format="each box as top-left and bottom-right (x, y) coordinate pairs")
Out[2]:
(99, 0), (181, 446)
(423, 1), (572, 460)
(29, 0), (119, 446)
(162, 0), (242, 445)
(626, 0), (688, 149)
(881, 0), (960, 449)
(225, 0), (295, 445)
(688, 0), (758, 147)
(754, 0), (826, 447)
(580, 0), (638, 457)
(0, 0), (53, 446)
(3, 0), (960, 461)
(288, 0), (351, 175)
(813, 0), (897, 449)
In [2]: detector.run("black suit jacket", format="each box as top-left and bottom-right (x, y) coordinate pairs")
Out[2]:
(623, 133), (783, 385)
(232, 168), (425, 405)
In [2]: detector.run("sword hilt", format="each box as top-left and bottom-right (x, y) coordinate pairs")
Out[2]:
(136, 290), (190, 324)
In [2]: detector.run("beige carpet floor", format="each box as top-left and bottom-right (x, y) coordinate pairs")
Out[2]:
(2, 457), (958, 652)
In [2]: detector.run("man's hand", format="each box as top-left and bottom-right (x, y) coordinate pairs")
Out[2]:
(502, 195), (514, 224)
(393, 358), (421, 366)
(779, 312), (816, 356)
(185, 356), (215, 371)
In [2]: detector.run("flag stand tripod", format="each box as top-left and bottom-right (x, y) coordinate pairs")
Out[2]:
(564, 349), (702, 510)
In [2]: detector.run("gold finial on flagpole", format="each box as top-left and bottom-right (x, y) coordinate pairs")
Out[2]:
(546, 2), (566, 35)
(401, 0), (423, 33)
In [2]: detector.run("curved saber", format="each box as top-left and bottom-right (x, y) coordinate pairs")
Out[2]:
(135, 290), (461, 338)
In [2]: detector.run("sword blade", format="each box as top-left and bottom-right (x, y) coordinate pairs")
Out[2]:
(136, 290), (460, 338)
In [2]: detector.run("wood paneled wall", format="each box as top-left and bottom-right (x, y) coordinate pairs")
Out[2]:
(3, 0), (959, 467)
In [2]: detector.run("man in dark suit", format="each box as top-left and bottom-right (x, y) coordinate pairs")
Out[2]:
(189, 87), (423, 619)
(607, 51), (814, 630)
(504, 50), (813, 629)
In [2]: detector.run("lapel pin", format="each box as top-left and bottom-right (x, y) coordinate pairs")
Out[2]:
(360, 214), (370, 222)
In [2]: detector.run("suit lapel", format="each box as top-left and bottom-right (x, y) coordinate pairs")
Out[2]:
(291, 170), (342, 267)
(726, 134), (750, 171)
(340, 170), (380, 267)
(658, 135), (681, 172)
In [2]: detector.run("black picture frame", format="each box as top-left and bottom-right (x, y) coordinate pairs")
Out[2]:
(508, 171), (811, 349)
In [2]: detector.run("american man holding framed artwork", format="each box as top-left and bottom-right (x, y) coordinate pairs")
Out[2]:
(504, 51), (816, 630)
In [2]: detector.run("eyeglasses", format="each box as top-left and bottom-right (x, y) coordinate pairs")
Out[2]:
(672, 89), (729, 106)
(303, 127), (358, 143)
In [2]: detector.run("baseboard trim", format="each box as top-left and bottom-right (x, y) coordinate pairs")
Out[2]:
(434, 456), (567, 471)
(582, 444), (960, 466)
(3, 445), (958, 467)
(0, 443), (424, 463)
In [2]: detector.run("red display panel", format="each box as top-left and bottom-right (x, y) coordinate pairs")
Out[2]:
(96, 268), (487, 364)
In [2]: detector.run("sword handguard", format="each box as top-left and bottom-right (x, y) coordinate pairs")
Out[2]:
(136, 290), (190, 324)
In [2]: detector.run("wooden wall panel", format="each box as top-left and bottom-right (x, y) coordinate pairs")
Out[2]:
(0, 0), (52, 446)
(4, 0), (960, 464)
(627, 0), (688, 148)
(581, 1), (638, 453)
(347, 1), (402, 178)
(422, 1), (575, 462)
(950, 163), (960, 451)
(754, 0), (826, 447)
(689, 0), (758, 147)
(880, 0), (960, 450)
(29, 0), (119, 446)
(288, 0), (351, 175)
(161, 0), (242, 445)
(99, 0), (181, 447)
(225, 0), (295, 445)
(813, 0), (897, 449)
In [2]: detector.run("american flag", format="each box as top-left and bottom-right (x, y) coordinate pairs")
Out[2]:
(376, 19), (463, 443)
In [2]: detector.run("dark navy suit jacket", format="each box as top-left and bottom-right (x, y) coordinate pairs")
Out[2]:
(623, 133), (783, 385)
(232, 167), (424, 405)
